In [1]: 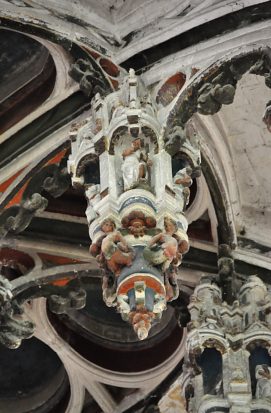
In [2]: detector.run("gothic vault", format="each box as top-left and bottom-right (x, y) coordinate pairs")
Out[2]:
(1, 1), (271, 412)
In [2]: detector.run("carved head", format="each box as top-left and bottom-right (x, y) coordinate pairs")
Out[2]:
(132, 138), (142, 150)
(129, 218), (146, 237)
(256, 364), (271, 379)
(122, 210), (156, 237)
(101, 219), (116, 234)
(164, 217), (178, 235)
(177, 238), (190, 255)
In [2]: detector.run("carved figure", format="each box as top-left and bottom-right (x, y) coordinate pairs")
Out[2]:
(90, 219), (134, 306)
(100, 219), (134, 275)
(85, 184), (101, 224)
(121, 138), (152, 190)
(255, 364), (271, 400)
(164, 264), (179, 301)
(173, 166), (193, 206)
(249, 58), (271, 88)
(128, 218), (146, 237)
(102, 274), (117, 307)
(144, 217), (179, 272)
(121, 210), (156, 238)
(153, 293), (167, 315)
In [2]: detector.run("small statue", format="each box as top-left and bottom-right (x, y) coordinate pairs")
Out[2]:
(121, 138), (152, 191)
(144, 217), (179, 273)
(90, 219), (134, 276)
(173, 166), (193, 206)
(127, 216), (147, 238)
(102, 273), (117, 307)
(85, 184), (101, 224)
(255, 364), (271, 400)
(121, 210), (156, 238)
(164, 264), (179, 301)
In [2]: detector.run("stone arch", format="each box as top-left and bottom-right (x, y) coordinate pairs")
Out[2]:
(163, 45), (271, 245)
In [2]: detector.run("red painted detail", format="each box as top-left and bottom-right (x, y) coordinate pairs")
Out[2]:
(46, 149), (68, 166)
(118, 275), (165, 295)
(99, 58), (120, 78)
(82, 48), (100, 59)
(156, 72), (186, 106)
(3, 149), (68, 209)
(38, 253), (85, 266)
(51, 278), (72, 287)
(5, 182), (28, 208)
(109, 78), (119, 90)
(0, 168), (26, 193)
(0, 248), (35, 270)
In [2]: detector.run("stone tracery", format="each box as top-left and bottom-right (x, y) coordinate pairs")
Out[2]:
(1, 7), (271, 411)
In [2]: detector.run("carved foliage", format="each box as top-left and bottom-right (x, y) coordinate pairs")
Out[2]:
(48, 287), (87, 314)
(0, 157), (71, 238)
(0, 276), (34, 349)
(69, 58), (110, 97)
(166, 48), (271, 139)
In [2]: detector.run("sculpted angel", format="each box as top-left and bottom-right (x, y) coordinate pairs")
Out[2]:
(121, 138), (152, 191)
(173, 166), (193, 206)
(143, 217), (179, 272)
(90, 219), (134, 276)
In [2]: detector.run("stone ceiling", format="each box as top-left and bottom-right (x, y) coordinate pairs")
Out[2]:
(1, 0), (271, 412)
(218, 74), (271, 247)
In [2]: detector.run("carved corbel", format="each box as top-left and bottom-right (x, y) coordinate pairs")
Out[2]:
(69, 58), (110, 97)
(1, 193), (48, 238)
(0, 276), (34, 349)
(0, 157), (71, 239)
(0, 269), (87, 349)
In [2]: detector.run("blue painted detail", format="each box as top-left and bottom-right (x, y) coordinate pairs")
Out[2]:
(119, 196), (156, 212)
(117, 246), (163, 285)
(128, 288), (155, 311)
(177, 220), (187, 231)
(93, 225), (102, 235)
